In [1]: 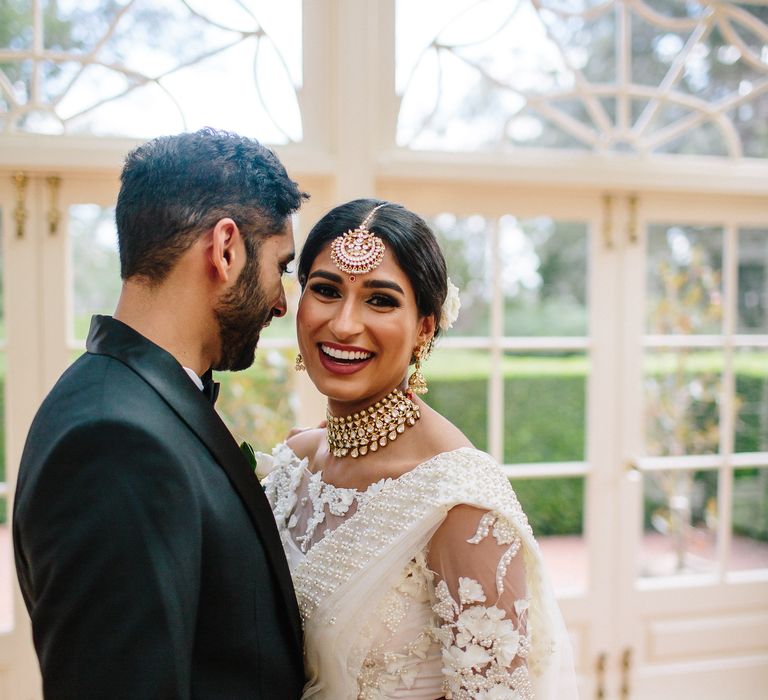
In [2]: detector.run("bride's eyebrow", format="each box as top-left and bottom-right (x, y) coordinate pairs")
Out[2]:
(308, 270), (343, 283)
(363, 279), (404, 295)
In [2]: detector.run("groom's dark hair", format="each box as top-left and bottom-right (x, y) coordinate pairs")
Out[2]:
(116, 127), (308, 282)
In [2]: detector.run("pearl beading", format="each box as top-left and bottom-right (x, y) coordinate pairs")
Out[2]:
(264, 445), (557, 697)
(292, 448), (533, 623)
(467, 511), (523, 596)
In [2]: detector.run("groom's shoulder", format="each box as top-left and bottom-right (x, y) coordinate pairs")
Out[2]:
(34, 352), (164, 434)
(50, 352), (150, 402)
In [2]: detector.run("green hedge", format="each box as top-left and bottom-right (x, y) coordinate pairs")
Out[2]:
(426, 374), (586, 536)
(427, 366), (768, 540)
(0, 374), (4, 524)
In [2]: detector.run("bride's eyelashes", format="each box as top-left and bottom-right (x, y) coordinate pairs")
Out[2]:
(367, 293), (400, 308)
(309, 283), (340, 299)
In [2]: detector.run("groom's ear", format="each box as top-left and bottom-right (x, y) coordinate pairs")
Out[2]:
(209, 217), (242, 284)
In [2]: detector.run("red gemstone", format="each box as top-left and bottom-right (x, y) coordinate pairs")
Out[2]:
(349, 275), (357, 282)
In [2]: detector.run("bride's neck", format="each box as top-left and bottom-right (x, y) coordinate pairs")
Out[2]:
(326, 381), (410, 418)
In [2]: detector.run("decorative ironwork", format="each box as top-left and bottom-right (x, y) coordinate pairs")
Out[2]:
(12, 171), (28, 238)
(602, 194), (613, 250)
(0, 0), (302, 142)
(397, 0), (768, 158)
(46, 175), (61, 235)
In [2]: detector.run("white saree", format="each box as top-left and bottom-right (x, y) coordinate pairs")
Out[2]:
(261, 444), (578, 700)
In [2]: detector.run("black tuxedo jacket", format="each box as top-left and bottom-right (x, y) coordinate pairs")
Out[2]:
(13, 315), (304, 699)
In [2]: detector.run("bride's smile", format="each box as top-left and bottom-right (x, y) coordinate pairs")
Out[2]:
(317, 342), (375, 374)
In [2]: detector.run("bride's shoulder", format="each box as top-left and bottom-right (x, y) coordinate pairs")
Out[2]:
(286, 428), (325, 463)
(415, 401), (474, 455)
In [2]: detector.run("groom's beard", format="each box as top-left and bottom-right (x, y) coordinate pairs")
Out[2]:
(213, 254), (273, 372)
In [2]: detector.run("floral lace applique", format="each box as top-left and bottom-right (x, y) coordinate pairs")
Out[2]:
(296, 472), (392, 552)
(432, 578), (533, 700)
(261, 443), (307, 546)
(467, 511), (523, 596)
(357, 553), (435, 699)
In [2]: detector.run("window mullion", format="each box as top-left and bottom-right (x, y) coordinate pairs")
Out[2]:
(717, 223), (739, 578)
(489, 219), (503, 463)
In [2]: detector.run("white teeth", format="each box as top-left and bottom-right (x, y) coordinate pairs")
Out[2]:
(321, 344), (372, 361)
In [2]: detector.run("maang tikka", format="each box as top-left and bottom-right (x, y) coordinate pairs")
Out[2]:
(330, 203), (388, 281)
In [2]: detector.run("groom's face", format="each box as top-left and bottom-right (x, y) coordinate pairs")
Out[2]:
(214, 220), (295, 371)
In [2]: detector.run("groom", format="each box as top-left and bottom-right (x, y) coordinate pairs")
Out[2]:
(13, 129), (307, 698)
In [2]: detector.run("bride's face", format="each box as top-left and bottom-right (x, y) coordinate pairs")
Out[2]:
(297, 244), (432, 413)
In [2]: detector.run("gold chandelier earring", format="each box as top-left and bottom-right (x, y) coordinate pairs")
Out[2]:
(295, 353), (306, 372)
(407, 343), (430, 395)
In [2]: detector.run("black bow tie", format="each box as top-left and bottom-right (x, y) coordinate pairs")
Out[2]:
(200, 369), (220, 406)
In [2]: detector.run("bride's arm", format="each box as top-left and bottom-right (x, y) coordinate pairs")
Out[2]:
(427, 504), (533, 700)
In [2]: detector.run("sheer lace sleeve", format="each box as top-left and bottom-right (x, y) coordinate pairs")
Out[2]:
(428, 504), (534, 700)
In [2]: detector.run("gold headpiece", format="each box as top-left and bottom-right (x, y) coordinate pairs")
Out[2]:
(330, 203), (387, 280)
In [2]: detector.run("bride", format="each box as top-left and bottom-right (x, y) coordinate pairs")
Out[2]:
(260, 199), (578, 699)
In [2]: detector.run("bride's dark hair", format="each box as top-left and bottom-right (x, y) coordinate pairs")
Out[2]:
(298, 199), (449, 340)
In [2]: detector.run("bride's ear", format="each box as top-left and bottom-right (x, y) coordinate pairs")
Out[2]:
(416, 314), (437, 347)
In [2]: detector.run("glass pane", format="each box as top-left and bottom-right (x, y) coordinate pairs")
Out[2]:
(0, 205), (8, 630)
(431, 214), (491, 337)
(69, 204), (121, 341)
(260, 275), (300, 342)
(396, 0), (580, 151)
(735, 349), (768, 453)
(395, 0), (768, 159)
(646, 224), (723, 335)
(0, 202), (4, 340)
(730, 467), (768, 572)
(216, 348), (298, 453)
(737, 228), (768, 334)
(503, 352), (588, 463)
(513, 476), (586, 594)
(0, 353), (4, 487)
(425, 349), (489, 453)
(640, 469), (718, 578)
(1, 204), (5, 488)
(3, 0), (302, 142)
(644, 350), (722, 457)
(0, 495), (10, 630)
(501, 217), (588, 337)
(0, 1), (33, 49)
(632, 14), (687, 88)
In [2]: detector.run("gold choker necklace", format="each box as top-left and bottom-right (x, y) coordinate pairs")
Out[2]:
(326, 388), (420, 458)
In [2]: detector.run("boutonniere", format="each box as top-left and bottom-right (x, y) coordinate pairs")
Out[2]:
(240, 441), (257, 471)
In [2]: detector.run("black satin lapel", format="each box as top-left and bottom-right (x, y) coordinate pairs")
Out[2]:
(86, 316), (303, 651)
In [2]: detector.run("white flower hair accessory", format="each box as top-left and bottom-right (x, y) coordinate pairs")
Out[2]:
(439, 278), (461, 331)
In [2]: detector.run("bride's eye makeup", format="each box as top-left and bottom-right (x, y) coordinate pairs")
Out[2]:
(367, 293), (400, 308)
(309, 283), (341, 298)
